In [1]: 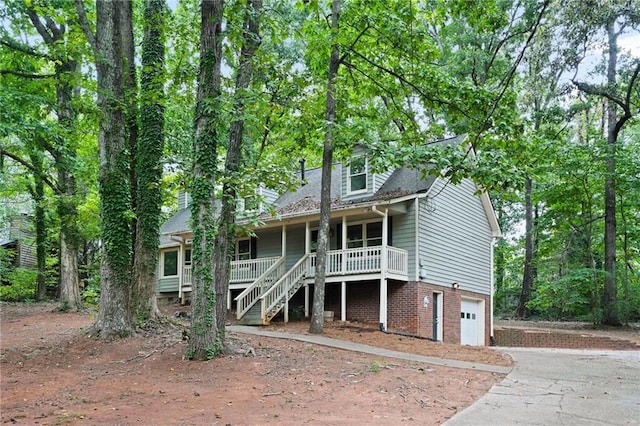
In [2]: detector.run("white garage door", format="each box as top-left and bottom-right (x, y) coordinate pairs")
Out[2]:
(460, 299), (481, 345)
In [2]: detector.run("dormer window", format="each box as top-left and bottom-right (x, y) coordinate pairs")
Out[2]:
(348, 155), (367, 193)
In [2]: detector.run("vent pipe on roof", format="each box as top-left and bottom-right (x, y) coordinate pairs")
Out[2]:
(299, 158), (306, 184)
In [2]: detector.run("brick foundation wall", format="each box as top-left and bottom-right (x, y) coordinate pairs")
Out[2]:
(309, 280), (492, 346)
(388, 281), (418, 332)
(494, 328), (640, 350)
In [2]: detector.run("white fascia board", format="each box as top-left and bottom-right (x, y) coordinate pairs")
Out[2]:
(478, 188), (502, 238)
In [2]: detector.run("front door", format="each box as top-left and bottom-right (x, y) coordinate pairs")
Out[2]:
(432, 292), (443, 341)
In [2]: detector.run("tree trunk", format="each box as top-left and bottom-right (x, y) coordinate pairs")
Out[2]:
(602, 19), (620, 326)
(212, 0), (263, 336)
(25, 5), (83, 310)
(517, 176), (534, 318)
(188, 0), (224, 360)
(93, 0), (133, 337)
(132, 0), (166, 322)
(29, 151), (47, 301)
(55, 66), (82, 311)
(309, 0), (341, 335)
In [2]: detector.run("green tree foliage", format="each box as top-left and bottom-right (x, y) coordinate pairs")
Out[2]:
(0, 0), (95, 310)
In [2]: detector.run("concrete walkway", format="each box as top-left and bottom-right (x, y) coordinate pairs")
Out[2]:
(229, 326), (640, 425)
(444, 347), (640, 425)
(227, 325), (512, 374)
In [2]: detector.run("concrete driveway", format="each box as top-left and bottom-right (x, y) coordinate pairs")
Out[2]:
(444, 348), (640, 425)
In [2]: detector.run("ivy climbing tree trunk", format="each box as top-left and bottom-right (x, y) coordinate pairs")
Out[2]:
(309, 0), (341, 335)
(212, 0), (263, 336)
(28, 150), (47, 301)
(119, 1), (139, 262)
(132, 0), (166, 322)
(188, 0), (225, 360)
(91, 0), (134, 337)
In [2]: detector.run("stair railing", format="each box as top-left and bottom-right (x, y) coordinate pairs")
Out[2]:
(260, 254), (309, 323)
(235, 257), (285, 320)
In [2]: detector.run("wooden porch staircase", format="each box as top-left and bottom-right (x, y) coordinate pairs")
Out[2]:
(235, 254), (309, 325)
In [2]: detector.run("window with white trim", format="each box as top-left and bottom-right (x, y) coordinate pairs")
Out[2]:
(348, 156), (367, 193)
(346, 221), (382, 248)
(162, 249), (179, 277)
(234, 238), (252, 261)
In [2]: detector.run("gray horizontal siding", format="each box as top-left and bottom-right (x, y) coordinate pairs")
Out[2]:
(255, 228), (282, 259)
(391, 202), (417, 280)
(285, 223), (306, 268)
(374, 169), (393, 192)
(418, 178), (493, 295)
(157, 277), (179, 293)
(18, 241), (36, 268)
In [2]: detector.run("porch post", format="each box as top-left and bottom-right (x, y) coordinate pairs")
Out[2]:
(227, 289), (232, 311)
(305, 221), (310, 318)
(282, 224), (287, 258)
(380, 208), (389, 329)
(341, 281), (346, 321)
(305, 284), (310, 318)
(341, 215), (347, 272)
(380, 278), (388, 329)
(381, 208), (388, 272)
(285, 297), (289, 323)
(178, 243), (184, 304)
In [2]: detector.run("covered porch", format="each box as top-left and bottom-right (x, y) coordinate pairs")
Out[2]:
(165, 205), (410, 328)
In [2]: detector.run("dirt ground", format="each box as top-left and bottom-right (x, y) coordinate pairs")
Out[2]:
(1, 303), (510, 425)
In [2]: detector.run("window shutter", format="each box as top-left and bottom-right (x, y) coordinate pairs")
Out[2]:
(250, 236), (257, 259)
(387, 216), (393, 246)
(336, 224), (342, 249)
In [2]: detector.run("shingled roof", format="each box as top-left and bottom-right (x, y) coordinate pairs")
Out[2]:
(160, 135), (467, 235)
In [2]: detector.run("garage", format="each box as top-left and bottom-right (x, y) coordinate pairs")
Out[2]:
(460, 298), (484, 345)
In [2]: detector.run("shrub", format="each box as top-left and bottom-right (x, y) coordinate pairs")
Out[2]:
(0, 268), (37, 302)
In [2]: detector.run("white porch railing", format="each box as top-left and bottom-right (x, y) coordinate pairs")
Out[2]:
(307, 246), (408, 277)
(181, 256), (281, 289)
(235, 257), (286, 319)
(182, 265), (192, 288)
(231, 256), (281, 283)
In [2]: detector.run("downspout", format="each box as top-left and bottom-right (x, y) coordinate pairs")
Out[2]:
(371, 205), (386, 218)
(375, 203), (435, 341)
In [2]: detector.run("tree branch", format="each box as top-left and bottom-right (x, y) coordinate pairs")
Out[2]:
(479, 0), (550, 136)
(624, 62), (640, 112)
(75, 0), (98, 55)
(26, 7), (55, 45)
(45, 15), (65, 41)
(0, 69), (56, 79)
(0, 148), (59, 193)
(0, 39), (55, 62)
(572, 80), (627, 111)
(347, 48), (478, 124)
(338, 23), (370, 64)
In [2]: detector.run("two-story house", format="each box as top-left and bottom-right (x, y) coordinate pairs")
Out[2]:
(157, 137), (501, 346)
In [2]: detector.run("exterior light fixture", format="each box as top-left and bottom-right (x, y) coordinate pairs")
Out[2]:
(451, 282), (459, 289)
